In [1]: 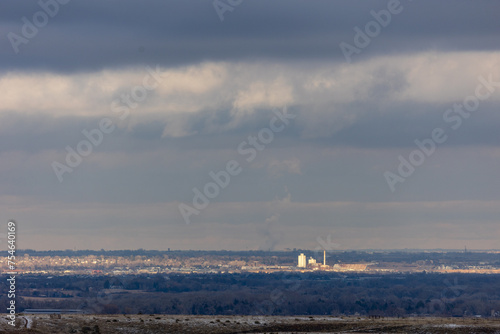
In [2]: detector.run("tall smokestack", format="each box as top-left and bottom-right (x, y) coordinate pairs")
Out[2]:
(323, 250), (326, 266)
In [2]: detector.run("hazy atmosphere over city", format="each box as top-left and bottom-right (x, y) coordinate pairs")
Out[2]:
(1, 0), (500, 251)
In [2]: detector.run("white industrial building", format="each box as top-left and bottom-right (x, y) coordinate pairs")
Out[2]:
(297, 253), (306, 268)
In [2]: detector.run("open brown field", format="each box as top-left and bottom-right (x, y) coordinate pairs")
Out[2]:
(1, 315), (500, 334)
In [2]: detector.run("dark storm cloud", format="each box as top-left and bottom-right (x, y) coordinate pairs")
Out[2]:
(1, 0), (499, 72)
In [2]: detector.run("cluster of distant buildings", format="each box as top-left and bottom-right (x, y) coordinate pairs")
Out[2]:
(298, 251), (327, 269)
(3, 252), (500, 276)
(298, 251), (334, 270)
(298, 252), (369, 271)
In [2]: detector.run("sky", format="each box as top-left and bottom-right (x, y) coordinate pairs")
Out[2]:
(1, 0), (500, 251)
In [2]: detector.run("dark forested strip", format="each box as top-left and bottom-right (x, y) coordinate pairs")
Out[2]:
(2, 272), (500, 317)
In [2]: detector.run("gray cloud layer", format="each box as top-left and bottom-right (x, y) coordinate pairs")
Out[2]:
(1, 0), (500, 250)
(2, 0), (500, 71)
